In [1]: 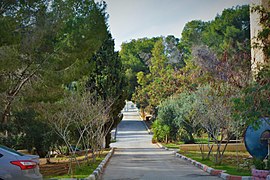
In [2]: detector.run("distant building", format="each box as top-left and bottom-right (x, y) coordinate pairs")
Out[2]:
(250, 0), (269, 77)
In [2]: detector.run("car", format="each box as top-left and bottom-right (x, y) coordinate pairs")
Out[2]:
(0, 145), (43, 180)
(70, 145), (81, 152)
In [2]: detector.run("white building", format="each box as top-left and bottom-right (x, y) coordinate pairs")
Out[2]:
(250, 0), (270, 77)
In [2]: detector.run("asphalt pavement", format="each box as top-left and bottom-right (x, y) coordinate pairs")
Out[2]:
(101, 107), (220, 180)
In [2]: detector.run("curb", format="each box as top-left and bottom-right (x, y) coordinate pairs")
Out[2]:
(86, 147), (115, 180)
(156, 142), (169, 150)
(156, 143), (252, 180)
(138, 113), (152, 134)
(50, 148), (115, 180)
(156, 142), (177, 153)
(174, 152), (252, 180)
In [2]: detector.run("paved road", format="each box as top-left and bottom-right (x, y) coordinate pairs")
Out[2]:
(101, 110), (220, 180)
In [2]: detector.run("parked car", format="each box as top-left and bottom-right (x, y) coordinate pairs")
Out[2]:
(70, 145), (81, 153)
(0, 145), (43, 180)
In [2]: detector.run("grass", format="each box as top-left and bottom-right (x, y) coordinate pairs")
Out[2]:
(49, 158), (103, 179)
(162, 137), (212, 149)
(110, 139), (117, 143)
(194, 138), (210, 144)
(161, 138), (210, 149)
(179, 150), (251, 176)
(40, 150), (110, 179)
(162, 142), (184, 149)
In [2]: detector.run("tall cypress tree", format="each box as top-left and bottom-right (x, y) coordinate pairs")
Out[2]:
(87, 33), (127, 147)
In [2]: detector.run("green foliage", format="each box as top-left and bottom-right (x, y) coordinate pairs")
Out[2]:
(179, 151), (251, 176)
(0, 109), (60, 157)
(0, 0), (109, 125)
(156, 99), (178, 141)
(233, 81), (270, 127)
(47, 157), (103, 178)
(252, 2), (270, 62)
(0, 0), (125, 157)
(252, 158), (270, 170)
(179, 5), (250, 65)
(132, 5), (251, 120)
(120, 37), (160, 99)
(153, 91), (200, 143)
(233, 3), (270, 127)
(179, 20), (208, 60)
(202, 5), (250, 55)
(86, 33), (127, 147)
(132, 37), (185, 113)
(164, 35), (185, 68)
(152, 120), (170, 143)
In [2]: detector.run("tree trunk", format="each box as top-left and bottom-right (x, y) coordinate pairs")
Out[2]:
(198, 144), (205, 160)
(188, 131), (195, 144)
(206, 144), (213, 160)
(105, 132), (111, 148)
(141, 108), (145, 120)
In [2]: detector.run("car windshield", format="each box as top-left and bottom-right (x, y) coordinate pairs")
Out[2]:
(0, 145), (24, 156)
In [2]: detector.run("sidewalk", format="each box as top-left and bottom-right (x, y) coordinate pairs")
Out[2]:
(101, 110), (220, 180)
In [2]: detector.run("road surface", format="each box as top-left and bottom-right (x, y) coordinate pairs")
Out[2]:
(101, 108), (220, 180)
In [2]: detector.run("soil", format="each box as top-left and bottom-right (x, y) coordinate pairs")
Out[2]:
(39, 155), (89, 177)
(39, 150), (109, 178)
(40, 161), (71, 177)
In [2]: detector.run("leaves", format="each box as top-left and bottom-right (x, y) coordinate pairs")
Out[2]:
(0, 0), (108, 123)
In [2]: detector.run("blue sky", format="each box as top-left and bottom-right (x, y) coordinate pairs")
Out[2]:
(104, 0), (251, 50)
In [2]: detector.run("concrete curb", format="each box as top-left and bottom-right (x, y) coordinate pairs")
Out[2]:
(85, 147), (115, 180)
(50, 148), (115, 180)
(174, 152), (252, 180)
(156, 143), (252, 180)
(156, 142), (169, 150)
(156, 142), (178, 153)
(138, 113), (152, 134)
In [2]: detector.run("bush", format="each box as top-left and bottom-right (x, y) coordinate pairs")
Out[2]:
(252, 158), (270, 170)
(152, 120), (170, 143)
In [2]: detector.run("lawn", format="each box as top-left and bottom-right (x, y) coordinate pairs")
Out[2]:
(161, 142), (184, 149)
(45, 158), (103, 179)
(179, 150), (251, 176)
(40, 150), (109, 179)
(161, 137), (211, 149)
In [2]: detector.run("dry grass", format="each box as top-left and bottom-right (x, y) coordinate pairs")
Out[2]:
(40, 150), (109, 178)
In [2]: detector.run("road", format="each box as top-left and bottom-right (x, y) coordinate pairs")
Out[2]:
(101, 108), (220, 180)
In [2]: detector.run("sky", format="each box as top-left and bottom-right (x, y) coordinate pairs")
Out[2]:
(104, 0), (252, 51)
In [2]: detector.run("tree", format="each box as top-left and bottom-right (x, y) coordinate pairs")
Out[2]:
(0, 108), (60, 158)
(233, 3), (270, 127)
(120, 37), (160, 99)
(154, 91), (201, 144)
(179, 20), (208, 61)
(202, 5), (250, 56)
(164, 35), (185, 68)
(133, 37), (186, 115)
(86, 33), (127, 148)
(152, 120), (170, 143)
(194, 84), (238, 165)
(155, 98), (178, 142)
(0, 0), (108, 127)
(42, 91), (112, 174)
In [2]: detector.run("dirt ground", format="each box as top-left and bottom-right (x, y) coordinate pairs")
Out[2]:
(40, 161), (71, 177)
(39, 150), (109, 178)
(40, 155), (88, 177)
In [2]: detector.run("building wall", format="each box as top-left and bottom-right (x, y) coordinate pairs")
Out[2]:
(250, 0), (269, 77)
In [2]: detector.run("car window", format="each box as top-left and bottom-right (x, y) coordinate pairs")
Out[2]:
(0, 145), (24, 156)
(0, 153), (3, 158)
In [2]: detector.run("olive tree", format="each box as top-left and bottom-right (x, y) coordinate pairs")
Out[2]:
(194, 84), (237, 164)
